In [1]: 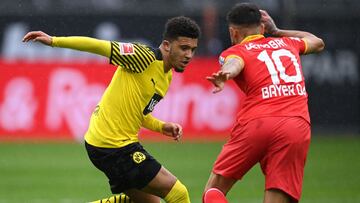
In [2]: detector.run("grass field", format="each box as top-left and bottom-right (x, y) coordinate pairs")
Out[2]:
(0, 136), (359, 203)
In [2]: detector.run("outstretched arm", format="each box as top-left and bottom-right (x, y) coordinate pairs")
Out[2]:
(22, 31), (111, 57)
(260, 10), (325, 54)
(206, 57), (244, 93)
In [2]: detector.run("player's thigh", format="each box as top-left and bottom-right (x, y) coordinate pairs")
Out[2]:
(204, 172), (237, 195)
(85, 142), (163, 194)
(261, 116), (311, 174)
(212, 119), (269, 180)
(124, 189), (161, 203)
(260, 117), (310, 201)
(141, 166), (178, 198)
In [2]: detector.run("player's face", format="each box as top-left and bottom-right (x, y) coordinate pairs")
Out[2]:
(168, 37), (198, 72)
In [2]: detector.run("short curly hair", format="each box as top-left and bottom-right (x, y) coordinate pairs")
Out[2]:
(227, 3), (261, 26)
(163, 16), (201, 41)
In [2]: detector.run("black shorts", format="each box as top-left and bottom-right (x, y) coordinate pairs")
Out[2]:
(85, 142), (162, 194)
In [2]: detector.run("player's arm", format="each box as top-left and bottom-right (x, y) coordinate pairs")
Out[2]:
(23, 31), (155, 73)
(260, 10), (325, 54)
(142, 114), (182, 141)
(206, 57), (244, 93)
(22, 31), (111, 57)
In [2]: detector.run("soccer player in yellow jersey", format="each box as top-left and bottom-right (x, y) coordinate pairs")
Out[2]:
(23, 16), (200, 203)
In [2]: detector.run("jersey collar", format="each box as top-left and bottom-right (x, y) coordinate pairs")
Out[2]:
(240, 34), (265, 45)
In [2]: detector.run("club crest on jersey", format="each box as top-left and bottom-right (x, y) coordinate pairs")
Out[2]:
(143, 93), (163, 115)
(132, 151), (146, 164)
(119, 43), (135, 55)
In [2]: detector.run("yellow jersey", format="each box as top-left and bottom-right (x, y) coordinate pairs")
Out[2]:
(52, 37), (172, 148)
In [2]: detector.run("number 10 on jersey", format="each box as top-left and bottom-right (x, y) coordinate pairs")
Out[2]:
(257, 49), (302, 84)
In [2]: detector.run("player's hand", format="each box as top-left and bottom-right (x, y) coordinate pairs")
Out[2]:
(260, 10), (278, 35)
(162, 122), (183, 141)
(22, 31), (52, 46)
(206, 70), (230, 93)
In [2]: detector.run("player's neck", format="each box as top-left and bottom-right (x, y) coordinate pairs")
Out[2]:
(237, 27), (262, 44)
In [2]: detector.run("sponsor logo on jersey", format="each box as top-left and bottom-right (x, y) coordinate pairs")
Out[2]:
(132, 151), (146, 164)
(119, 43), (135, 55)
(143, 93), (163, 115)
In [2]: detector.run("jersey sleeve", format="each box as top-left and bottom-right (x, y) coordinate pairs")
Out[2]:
(52, 36), (111, 57)
(219, 46), (244, 66)
(285, 37), (307, 55)
(142, 114), (164, 133)
(110, 42), (156, 73)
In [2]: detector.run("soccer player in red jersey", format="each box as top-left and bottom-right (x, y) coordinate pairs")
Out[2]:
(203, 3), (324, 203)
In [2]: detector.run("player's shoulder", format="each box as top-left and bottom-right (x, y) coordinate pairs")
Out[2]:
(277, 36), (304, 44)
(133, 43), (155, 53)
(112, 41), (156, 56)
(133, 43), (163, 61)
(219, 45), (245, 65)
(221, 44), (242, 55)
(109, 42), (162, 73)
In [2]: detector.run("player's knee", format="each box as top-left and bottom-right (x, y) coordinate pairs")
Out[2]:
(203, 188), (228, 203)
(164, 180), (190, 203)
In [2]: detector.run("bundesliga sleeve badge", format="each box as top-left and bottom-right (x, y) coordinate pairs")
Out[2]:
(118, 42), (135, 55)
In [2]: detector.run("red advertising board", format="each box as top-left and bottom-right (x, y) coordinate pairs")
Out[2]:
(0, 58), (244, 141)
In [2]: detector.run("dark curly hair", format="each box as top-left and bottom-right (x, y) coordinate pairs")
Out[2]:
(163, 16), (201, 41)
(227, 3), (261, 26)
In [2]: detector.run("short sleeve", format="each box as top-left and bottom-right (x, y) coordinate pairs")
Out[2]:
(219, 46), (243, 66)
(286, 37), (307, 55)
(110, 42), (156, 73)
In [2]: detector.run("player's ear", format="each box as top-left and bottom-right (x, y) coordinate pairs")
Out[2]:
(229, 26), (239, 44)
(260, 23), (265, 35)
(162, 40), (171, 52)
(228, 26), (234, 35)
(229, 26), (237, 39)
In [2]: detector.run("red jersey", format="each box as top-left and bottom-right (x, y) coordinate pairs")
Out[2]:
(219, 34), (309, 124)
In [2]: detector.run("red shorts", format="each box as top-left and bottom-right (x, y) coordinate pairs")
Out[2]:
(213, 116), (311, 201)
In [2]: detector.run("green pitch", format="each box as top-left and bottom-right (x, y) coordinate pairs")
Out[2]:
(0, 136), (359, 202)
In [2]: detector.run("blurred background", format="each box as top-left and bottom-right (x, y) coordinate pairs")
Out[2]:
(0, 0), (359, 202)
